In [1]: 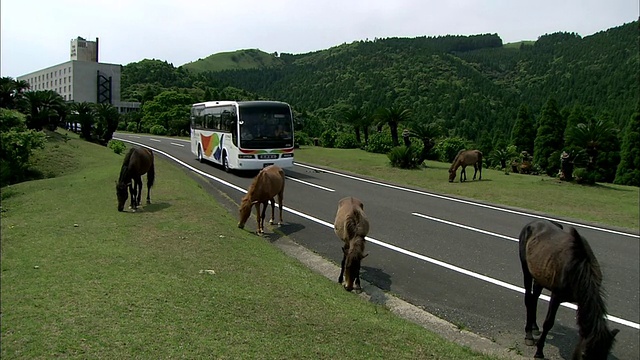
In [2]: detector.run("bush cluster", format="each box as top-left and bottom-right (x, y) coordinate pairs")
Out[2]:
(388, 146), (422, 169)
(107, 139), (127, 155)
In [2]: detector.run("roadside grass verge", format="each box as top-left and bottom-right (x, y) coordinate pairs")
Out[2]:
(294, 146), (639, 231)
(1, 134), (499, 359)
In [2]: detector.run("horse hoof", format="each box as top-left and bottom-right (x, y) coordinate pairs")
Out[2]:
(532, 329), (541, 336)
(525, 338), (535, 346)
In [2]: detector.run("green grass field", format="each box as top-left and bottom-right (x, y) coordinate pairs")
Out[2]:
(1, 132), (500, 359)
(293, 146), (639, 231)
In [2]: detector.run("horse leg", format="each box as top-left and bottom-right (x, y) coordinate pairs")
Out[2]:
(534, 292), (561, 359)
(473, 164), (478, 180)
(256, 202), (265, 235)
(136, 176), (142, 206)
(338, 244), (348, 284)
(146, 179), (151, 205)
(268, 198), (275, 225)
(277, 191), (283, 225)
(523, 274), (542, 346)
(460, 166), (467, 182)
(128, 182), (136, 210)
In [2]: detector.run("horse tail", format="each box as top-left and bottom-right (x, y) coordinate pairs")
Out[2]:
(569, 226), (609, 333)
(118, 147), (136, 183)
(476, 151), (483, 169)
(147, 161), (155, 188)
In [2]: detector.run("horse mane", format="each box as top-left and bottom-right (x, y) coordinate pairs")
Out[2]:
(118, 148), (136, 184)
(449, 149), (466, 169)
(568, 227), (608, 339)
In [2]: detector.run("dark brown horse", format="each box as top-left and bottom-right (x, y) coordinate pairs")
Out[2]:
(334, 196), (369, 292)
(519, 220), (618, 359)
(238, 165), (285, 235)
(116, 147), (155, 212)
(448, 149), (482, 182)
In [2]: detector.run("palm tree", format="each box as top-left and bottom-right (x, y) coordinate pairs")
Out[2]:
(359, 112), (375, 146)
(375, 105), (412, 146)
(95, 103), (120, 143)
(408, 119), (443, 163)
(490, 146), (519, 170)
(71, 102), (96, 140)
(569, 119), (617, 170)
(38, 90), (66, 130)
(339, 106), (365, 144)
(0, 77), (17, 109)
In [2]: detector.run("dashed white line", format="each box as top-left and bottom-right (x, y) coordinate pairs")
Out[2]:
(171, 142), (185, 147)
(149, 138), (161, 142)
(286, 177), (334, 192)
(413, 213), (518, 242)
(296, 163), (639, 238)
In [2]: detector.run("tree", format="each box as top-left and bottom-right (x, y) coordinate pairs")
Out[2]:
(491, 145), (518, 170)
(533, 98), (565, 176)
(511, 104), (535, 154)
(614, 112), (640, 186)
(71, 102), (96, 141)
(338, 106), (365, 144)
(375, 105), (412, 146)
(0, 108), (46, 186)
(408, 118), (443, 163)
(95, 103), (121, 144)
(568, 118), (617, 171)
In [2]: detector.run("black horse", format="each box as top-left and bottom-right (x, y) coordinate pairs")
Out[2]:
(116, 147), (155, 212)
(519, 219), (618, 359)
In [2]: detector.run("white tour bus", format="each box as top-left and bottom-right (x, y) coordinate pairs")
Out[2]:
(190, 100), (295, 171)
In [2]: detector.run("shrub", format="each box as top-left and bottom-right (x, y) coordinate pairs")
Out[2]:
(294, 131), (311, 146)
(434, 137), (469, 163)
(364, 131), (394, 154)
(0, 109), (46, 186)
(574, 167), (598, 185)
(126, 122), (138, 133)
(388, 146), (422, 169)
(107, 139), (127, 155)
(335, 132), (360, 149)
(320, 129), (337, 148)
(149, 125), (167, 136)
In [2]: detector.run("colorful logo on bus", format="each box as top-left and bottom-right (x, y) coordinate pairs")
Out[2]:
(200, 133), (223, 160)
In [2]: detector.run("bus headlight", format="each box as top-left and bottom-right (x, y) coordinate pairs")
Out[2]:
(238, 154), (255, 159)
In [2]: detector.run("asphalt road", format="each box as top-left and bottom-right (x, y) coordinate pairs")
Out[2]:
(114, 133), (639, 360)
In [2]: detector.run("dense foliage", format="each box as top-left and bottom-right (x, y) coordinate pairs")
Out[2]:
(0, 109), (46, 186)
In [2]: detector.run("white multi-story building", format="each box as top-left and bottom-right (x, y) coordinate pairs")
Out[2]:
(17, 37), (140, 114)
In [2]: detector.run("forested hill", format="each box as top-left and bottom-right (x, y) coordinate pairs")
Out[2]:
(209, 23), (637, 133)
(121, 21), (638, 145)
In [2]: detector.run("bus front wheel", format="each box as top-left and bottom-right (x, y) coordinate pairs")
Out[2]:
(223, 152), (231, 173)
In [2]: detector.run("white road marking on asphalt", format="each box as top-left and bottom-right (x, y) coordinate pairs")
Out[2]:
(171, 142), (185, 147)
(115, 137), (640, 330)
(286, 177), (334, 192)
(149, 138), (161, 142)
(296, 163), (639, 239)
(413, 213), (517, 242)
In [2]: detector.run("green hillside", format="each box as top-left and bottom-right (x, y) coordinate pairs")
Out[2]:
(182, 49), (284, 72)
(119, 21), (639, 185)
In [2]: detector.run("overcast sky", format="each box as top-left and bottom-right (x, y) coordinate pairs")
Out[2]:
(1, 0), (637, 78)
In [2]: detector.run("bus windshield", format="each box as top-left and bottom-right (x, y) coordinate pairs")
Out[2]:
(239, 105), (293, 149)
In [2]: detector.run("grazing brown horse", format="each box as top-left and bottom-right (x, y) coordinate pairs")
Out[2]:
(519, 220), (618, 359)
(237, 165), (285, 235)
(448, 149), (483, 182)
(116, 147), (155, 212)
(334, 196), (369, 292)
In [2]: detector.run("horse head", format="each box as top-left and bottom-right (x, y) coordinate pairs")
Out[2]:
(343, 246), (368, 291)
(116, 181), (130, 212)
(237, 196), (254, 229)
(448, 168), (457, 182)
(573, 328), (619, 360)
